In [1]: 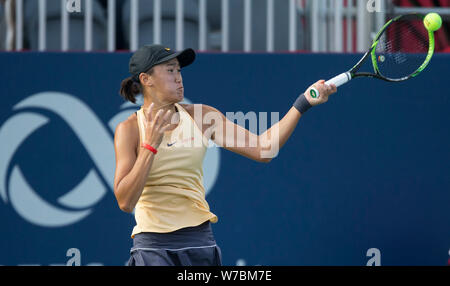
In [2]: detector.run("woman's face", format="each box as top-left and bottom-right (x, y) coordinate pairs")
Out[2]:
(147, 58), (184, 103)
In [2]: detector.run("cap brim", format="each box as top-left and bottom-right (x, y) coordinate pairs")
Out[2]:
(154, 48), (196, 68)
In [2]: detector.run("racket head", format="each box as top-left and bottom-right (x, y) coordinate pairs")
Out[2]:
(368, 13), (435, 82)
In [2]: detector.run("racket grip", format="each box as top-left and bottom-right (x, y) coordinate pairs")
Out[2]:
(325, 72), (352, 87)
(309, 72), (351, 99)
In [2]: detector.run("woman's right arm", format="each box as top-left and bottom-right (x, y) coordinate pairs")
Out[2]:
(113, 104), (172, 213)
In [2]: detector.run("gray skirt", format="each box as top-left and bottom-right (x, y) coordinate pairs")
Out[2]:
(127, 221), (222, 266)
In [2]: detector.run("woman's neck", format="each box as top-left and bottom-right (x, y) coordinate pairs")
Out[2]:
(142, 98), (180, 127)
(142, 99), (178, 115)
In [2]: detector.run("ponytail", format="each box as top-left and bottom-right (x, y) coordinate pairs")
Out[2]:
(119, 77), (141, 104)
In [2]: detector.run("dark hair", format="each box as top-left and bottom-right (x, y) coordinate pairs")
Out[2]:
(119, 68), (154, 104)
(119, 77), (141, 104)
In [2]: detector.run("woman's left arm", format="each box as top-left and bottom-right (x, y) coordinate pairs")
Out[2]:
(204, 80), (336, 163)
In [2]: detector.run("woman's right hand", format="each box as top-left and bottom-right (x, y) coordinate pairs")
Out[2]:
(304, 80), (337, 106)
(142, 103), (173, 149)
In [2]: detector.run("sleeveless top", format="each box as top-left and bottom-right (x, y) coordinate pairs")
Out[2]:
(131, 103), (218, 237)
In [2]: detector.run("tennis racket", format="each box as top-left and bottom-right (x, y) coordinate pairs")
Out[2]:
(311, 13), (436, 98)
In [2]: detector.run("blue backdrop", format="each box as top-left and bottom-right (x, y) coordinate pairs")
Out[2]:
(0, 52), (449, 266)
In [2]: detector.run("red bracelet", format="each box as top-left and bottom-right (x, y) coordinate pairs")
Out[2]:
(141, 143), (158, 154)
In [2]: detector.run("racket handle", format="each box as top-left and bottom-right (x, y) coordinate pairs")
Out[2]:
(325, 72), (352, 87)
(309, 72), (351, 99)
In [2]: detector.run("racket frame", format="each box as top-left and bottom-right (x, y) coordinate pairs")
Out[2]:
(323, 13), (435, 91)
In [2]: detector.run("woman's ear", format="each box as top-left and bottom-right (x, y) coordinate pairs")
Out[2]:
(139, 73), (153, 87)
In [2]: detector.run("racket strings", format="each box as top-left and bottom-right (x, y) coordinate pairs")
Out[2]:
(375, 18), (430, 80)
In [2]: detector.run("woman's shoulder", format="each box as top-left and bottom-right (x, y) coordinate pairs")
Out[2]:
(179, 103), (218, 115)
(115, 112), (139, 138)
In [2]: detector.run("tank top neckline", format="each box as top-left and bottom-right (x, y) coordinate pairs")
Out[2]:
(137, 103), (184, 135)
(166, 103), (182, 134)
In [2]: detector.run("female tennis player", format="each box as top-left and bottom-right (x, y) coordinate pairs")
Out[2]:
(114, 44), (337, 266)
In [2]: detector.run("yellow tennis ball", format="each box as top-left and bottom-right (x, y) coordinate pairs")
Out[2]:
(424, 13), (442, 32)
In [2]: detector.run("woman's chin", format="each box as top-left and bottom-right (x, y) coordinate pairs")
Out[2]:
(167, 91), (183, 103)
(175, 91), (184, 100)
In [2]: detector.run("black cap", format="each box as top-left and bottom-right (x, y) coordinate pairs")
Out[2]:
(129, 44), (196, 81)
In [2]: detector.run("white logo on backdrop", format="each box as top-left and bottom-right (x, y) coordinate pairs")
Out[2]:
(0, 92), (220, 227)
(66, 0), (81, 13)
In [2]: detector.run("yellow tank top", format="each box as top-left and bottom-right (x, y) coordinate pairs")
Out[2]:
(131, 103), (218, 237)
